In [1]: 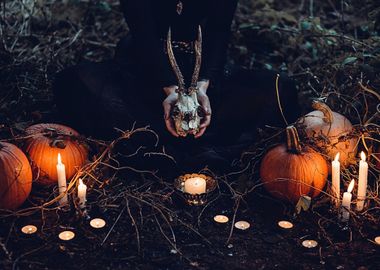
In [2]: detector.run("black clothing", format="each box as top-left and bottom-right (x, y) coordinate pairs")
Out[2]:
(119, 0), (238, 87)
(53, 0), (302, 174)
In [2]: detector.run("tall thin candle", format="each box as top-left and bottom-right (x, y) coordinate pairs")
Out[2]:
(357, 152), (368, 211)
(331, 152), (340, 207)
(56, 153), (68, 206)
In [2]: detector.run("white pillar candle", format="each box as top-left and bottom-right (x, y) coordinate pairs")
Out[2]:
(331, 152), (340, 207)
(340, 179), (355, 222)
(184, 177), (206, 195)
(56, 153), (68, 206)
(78, 178), (87, 209)
(357, 152), (368, 211)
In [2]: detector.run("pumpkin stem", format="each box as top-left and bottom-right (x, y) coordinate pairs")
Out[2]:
(286, 126), (302, 154)
(312, 100), (333, 124)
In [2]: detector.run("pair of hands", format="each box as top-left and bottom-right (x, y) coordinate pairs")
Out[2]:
(162, 80), (212, 138)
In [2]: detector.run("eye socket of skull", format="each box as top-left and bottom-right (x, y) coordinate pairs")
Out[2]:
(197, 106), (204, 117)
(171, 106), (180, 117)
(184, 112), (192, 122)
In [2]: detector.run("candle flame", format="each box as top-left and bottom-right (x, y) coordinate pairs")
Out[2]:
(360, 151), (366, 162)
(79, 178), (85, 187)
(347, 179), (355, 193)
(334, 152), (340, 162)
(57, 153), (62, 164)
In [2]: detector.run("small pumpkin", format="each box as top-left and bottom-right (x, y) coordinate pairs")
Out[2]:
(0, 142), (32, 209)
(260, 126), (328, 203)
(23, 123), (88, 185)
(296, 101), (357, 167)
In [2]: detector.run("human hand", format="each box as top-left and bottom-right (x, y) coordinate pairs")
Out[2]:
(162, 85), (179, 137)
(195, 80), (211, 139)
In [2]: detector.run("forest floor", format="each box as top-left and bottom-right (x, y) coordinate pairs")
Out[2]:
(1, 0), (380, 269)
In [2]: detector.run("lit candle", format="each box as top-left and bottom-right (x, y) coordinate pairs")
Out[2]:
(340, 179), (355, 222)
(58, 230), (75, 241)
(213, 215), (229, 224)
(302, 239), (318, 248)
(77, 178), (87, 209)
(357, 152), (368, 211)
(375, 236), (380, 245)
(90, 218), (106, 229)
(331, 152), (341, 207)
(234, 221), (250, 230)
(278, 221), (293, 229)
(56, 153), (68, 206)
(184, 177), (206, 195)
(21, 225), (37, 235)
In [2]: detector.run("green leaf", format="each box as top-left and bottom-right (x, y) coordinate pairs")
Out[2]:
(99, 1), (111, 12)
(300, 21), (312, 30)
(342, 56), (357, 65)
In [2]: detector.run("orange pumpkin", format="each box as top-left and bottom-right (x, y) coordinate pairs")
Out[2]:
(260, 126), (328, 203)
(0, 142), (32, 209)
(23, 123), (88, 185)
(296, 101), (357, 167)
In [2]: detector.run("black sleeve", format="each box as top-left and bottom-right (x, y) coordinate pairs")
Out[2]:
(120, 0), (177, 88)
(200, 0), (238, 84)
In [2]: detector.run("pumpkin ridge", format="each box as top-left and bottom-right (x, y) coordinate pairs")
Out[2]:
(23, 124), (88, 185)
(0, 142), (32, 209)
(260, 127), (328, 203)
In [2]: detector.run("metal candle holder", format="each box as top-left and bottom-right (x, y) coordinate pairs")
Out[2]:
(174, 173), (217, 206)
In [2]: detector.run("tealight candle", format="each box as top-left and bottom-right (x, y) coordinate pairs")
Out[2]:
(21, 225), (37, 235)
(90, 218), (106, 229)
(56, 153), (68, 206)
(375, 236), (380, 245)
(357, 152), (368, 211)
(331, 152), (341, 207)
(213, 215), (229, 224)
(302, 239), (318, 248)
(77, 178), (87, 209)
(340, 179), (355, 222)
(278, 221), (293, 229)
(58, 230), (75, 241)
(184, 177), (206, 195)
(234, 221), (250, 230)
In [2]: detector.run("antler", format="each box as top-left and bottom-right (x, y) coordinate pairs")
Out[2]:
(190, 26), (202, 91)
(167, 28), (185, 91)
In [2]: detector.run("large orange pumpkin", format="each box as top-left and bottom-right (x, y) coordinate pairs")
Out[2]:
(23, 123), (88, 185)
(296, 101), (357, 167)
(0, 142), (32, 209)
(260, 126), (328, 203)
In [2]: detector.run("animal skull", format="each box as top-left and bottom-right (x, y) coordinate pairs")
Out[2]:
(172, 89), (202, 136)
(167, 27), (203, 137)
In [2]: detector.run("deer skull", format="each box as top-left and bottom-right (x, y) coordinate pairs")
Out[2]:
(172, 89), (202, 136)
(167, 27), (203, 137)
